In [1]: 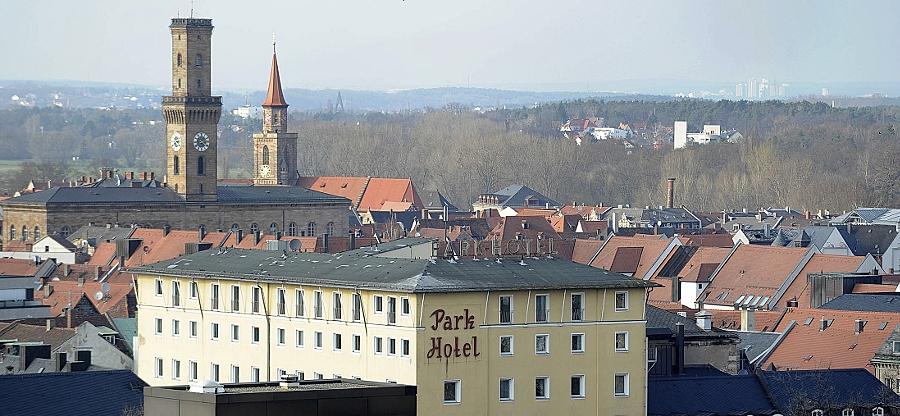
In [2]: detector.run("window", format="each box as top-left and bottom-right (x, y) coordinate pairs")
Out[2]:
(177, 53), (182, 67)
(172, 359), (181, 380)
(443, 380), (461, 404)
(326, 222), (335, 235)
(374, 295), (384, 313)
(277, 288), (286, 315)
(811, 411), (824, 416)
(296, 330), (304, 348)
(535, 377), (550, 399)
(388, 296), (397, 324)
(648, 346), (658, 364)
(8, 226), (14, 241)
(189, 361), (198, 381)
(615, 291), (628, 311)
(314, 331), (323, 349)
(252, 326), (260, 343)
(388, 338), (397, 355)
(195, 53), (202, 67)
(307, 222), (316, 236)
(250, 223), (259, 234)
(352, 293), (362, 321)
(269, 222), (278, 233)
(841, 410), (854, 416)
(287, 222), (297, 236)
(197, 156), (205, 175)
(155, 279), (163, 296)
(210, 283), (220, 310)
(333, 333), (343, 351)
(571, 333), (584, 353)
(231, 324), (240, 342)
(401, 297), (410, 315)
(190, 281), (198, 299)
(277, 328), (286, 345)
(210, 363), (220, 382)
(33, 227), (40, 241)
(251, 367), (260, 382)
(500, 378), (514, 401)
(262, 145), (270, 165)
(535, 294), (549, 322)
(60, 226), (70, 238)
(296, 289), (305, 317)
(614, 373), (629, 396)
(155, 357), (163, 378)
(873, 407), (885, 416)
(210, 322), (219, 340)
(615, 332), (629, 352)
(314, 291), (324, 318)
(374, 336), (383, 354)
(228, 365), (239, 383)
(499, 295), (513, 324)
(21, 226), (28, 241)
(173, 155), (180, 175)
(401, 339), (410, 357)
(231, 285), (240, 312)
(314, 372), (323, 380)
(333, 292), (343, 320)
(571, 293), (584, 321)
(500, 335), (514, 355)
(892, 341), (900, 354)
(154, 318), (163, 335)
(252, 286), (261, 313)
(172, 281), (181, 306)
(353, 334), (362, 353)
(536, 334), (549, 354)
(570, 375), (585, 398)
(189, 321), (198, 338)
(172, 319), (180, 336)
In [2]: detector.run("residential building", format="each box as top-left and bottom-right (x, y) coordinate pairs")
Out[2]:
(297, 176), (424, 213)
(646, 305), (740, 376)
(472, 185), (559, 216)
(0, 370), (146, 416)
(588, 234), (682, 279)
(0, 321), (133, 373)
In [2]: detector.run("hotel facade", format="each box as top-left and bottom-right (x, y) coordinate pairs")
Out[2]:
(132, 248), (654, 415)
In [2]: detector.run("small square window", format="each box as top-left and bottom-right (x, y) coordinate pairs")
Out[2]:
(210, 322), (219, 340)
(535, 377), (550, 399)
(571, 333), (584, 353)
(536, 334), (550, 354)
(500, 335), (514, 355)
(615, 332), (629, 352)
(443, 380), (461, 404)
(315, 331), (323, 349)
(189, 321), (198, 338)
(571, 375), (585, 398)
(277, 328), (286, 345)
(154, 318), (163, 335)
(499, 378), (514, 401)
(374, 295), (384, 313)
(353, 334), (362, 353)
(333, 333), (343, 351)
(155, 279), (163, 296)
(401, 297), (410, 315)
(374, 336), (383, 354)
(296, 330), (304, 348)
(893, 341), (900, 355)
(401, 339), (410, 357)
(615, 291), (628, 311)
(614, 373), (629, 396)
(231, 324), (240, 342)
(388, 337), (397, 355)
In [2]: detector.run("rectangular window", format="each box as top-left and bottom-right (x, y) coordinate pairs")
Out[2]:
(277, 368), (287, 378)
(500, 378), (514, 401)
(277, 328), (286, 345)
(251, 367), (260, 382)
(314, 291), (324, 318)
(277, 288), (286, 315)
(535, 334), (549, 354)
(314, 372), (324, 380)
(154, 357), (163, 378)
(231, 324), (239, 342)
(172, 319), (180, 336)
(296, 289), (305, 317)
(231, 285), (240, 312)
(615, 291), (628, 311)
(252, 326), (261, 343)
(333, 292), (343, 320)
(155, 279), (163, 296)
(387, 297), (397, 324)
(154, 318), (162, 335)
(210, 283), (220, 310)
(444, 380), (461, 404)
(252, 286), (261, 313)
(648, 346), (658, 364)
(388, 337), (397, 355)
(500, 335), (514, 355)
(190, 281), (198, 299)
(401, 297), (410, 315)
(374, 295), (384, 313)
(535, 377), (549, 399)
(352, 293), (362, 321)
(189, 321), (198, 338)
(231, 365), (240, 383)
(210, 363), (220, 382)
(353, 334), (362, 353)
(571, 293), (584, 321)
(189, 361), (198, 381)
(615, 332), (629, 352)
(571, 375), (585, 398)
(615, 373), (629, 396)
(172, 281), (181, 306)
(499, 295), (513, 324)
(374, 336), (383, 354)
(571, 333), (585, 353)
(333, 333), (342, 351)
(172, 359), (181, 380)
(314, 331), (323, 349)
(296, 330), (304, 348)
(297, 371), (305, 381)
(210, 322), (219, 340)
(401, 339), (410, 357)
(535, 294), (549, 322)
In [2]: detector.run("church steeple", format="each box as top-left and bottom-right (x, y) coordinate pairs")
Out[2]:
(262, 39), (288, 108)
(254, 37), (298, 186)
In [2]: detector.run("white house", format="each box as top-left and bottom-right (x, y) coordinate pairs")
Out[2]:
(0, 235), (83, 264)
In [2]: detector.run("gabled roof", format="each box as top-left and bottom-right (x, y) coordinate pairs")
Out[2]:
(486, 216), (560, 241)
(699, 245), (809, 309)
(359, 178), (423, 212)
(759, 369), (900, 411)
(821, 293), (900, 313)
(773, 254), (869, 309)
(0, 322), (76, 350)
(646, 305), (735, 339)
(0, 370), (147, 416)
(679, 233), (735, 248)
(0, 258), (41, 277)
(481, 185), (559, 208)
(262, 50), (288, 107)
(674, 247), (730, 282)
(648, 374), (778, 416)
(591, 235), (674, 279)
(35, 280), (135, 318)
(571, 239), (604, 265)
(836, 224), (900, 256)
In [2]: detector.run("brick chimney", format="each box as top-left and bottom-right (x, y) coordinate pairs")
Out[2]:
(665, 178), (676, 209)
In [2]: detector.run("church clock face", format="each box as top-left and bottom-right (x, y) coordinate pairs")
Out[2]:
(259, 164), (271, 178)
(193, 131), (210, 151)
(170, 132), (182, 151)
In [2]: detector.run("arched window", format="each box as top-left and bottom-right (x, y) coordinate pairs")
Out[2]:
(8, 225), (14, 241)
(177, 78), (182, 89)
(21, 226), (28, 241)
(174, 155), (180, 175)
(231, 224), (239, 231)
(873, 407), (885, 416)
(307, 222), (316, 237)
(812, 410), (824, 416)
(269, 223), (279, 233)
(33, 226), (41, 241)
(326, 222), (335, 236)
(287, 222), (297, 237)
(195, 53), (202, 67)
(177, 53), (182, 67)
(250, 223), (259, 234)
(197, 156), (205, 175)
(60, 226), (70, 238)
(842, 409), (854, 416)
(262, 145), (270, 165)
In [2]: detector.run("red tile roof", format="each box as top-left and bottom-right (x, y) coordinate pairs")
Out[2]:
(610, 247), (643, 274)
(763, 308), (900, 373)
(125, 230), (228, 267)
(677, 247), (731, 282)
(486, 216), (560, 241)
(297, 176), (370, 208)
(571, 239), (604, 265)
(0, 258), (40, 276)
(679, 234), (735, 248)
(853, 283), (898, 294)
(706, 309), (786, 332)
(358, 178), (423, 212)
(699, 245), (809, 308)
(87, 242), (118, 267)
(591, 235), (673, 279)
(577, 220), (608, 236)
(35, 280), (134, 318)
(510, 208), (557, 219)
(560, 205), (610, 218)
(775, 254), (868, 309)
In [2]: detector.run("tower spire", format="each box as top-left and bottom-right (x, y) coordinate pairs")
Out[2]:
(262, 38), (288, 107)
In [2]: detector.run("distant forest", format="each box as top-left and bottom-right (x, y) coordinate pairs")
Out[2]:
(1, 99), (899, 212)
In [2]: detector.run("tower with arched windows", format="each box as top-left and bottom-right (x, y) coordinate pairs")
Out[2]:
(162, 18), (221, 201)
(252, 41), (298, 186)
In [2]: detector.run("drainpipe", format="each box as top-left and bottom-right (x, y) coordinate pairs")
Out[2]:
(258, 282), (271, 382)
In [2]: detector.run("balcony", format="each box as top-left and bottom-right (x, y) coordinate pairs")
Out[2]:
(162, 96), (222, 106)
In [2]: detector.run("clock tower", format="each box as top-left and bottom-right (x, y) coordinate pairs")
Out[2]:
(163, 17), (221, 201)
(253, 41), (298, 186)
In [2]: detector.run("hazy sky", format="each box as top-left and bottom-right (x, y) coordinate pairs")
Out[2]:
(2, 0), (898, 91)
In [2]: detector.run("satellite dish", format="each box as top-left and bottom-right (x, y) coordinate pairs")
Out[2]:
(101, 282), (111, 295)
(94, 291), (104, 301)
(288, 239), (301, 252)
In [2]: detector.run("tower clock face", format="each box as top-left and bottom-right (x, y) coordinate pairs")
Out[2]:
(193, 131), (210, 151)
(170, 132), (182, 151)
(260, 164), (271, 177)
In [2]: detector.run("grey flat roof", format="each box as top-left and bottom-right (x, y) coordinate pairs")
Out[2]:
(1, 185), (350, 206)
(130, 248), (654, 293)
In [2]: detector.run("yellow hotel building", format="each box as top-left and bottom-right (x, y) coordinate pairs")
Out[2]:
(132, 247), (654, 415)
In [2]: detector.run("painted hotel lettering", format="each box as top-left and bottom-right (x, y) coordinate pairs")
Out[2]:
(437, 238), (557, 258)
(426, 308), (480, 359)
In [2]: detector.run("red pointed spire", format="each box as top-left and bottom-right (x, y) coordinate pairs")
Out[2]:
(262, 47), (288, 107)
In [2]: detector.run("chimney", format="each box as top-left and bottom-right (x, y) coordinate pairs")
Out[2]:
(350, 233), (357, 250)
(54, 351), (67, 372)
(94, 265), (102, 280)
(150, 172), (155, 180)
(66, 307), (73, 328)
(819, 317), (829, 331)
(322, 233), (330, 253)
(855, 319), (865, 334)
(275, 231), (282, 240)
(76, 275), (85, 287)
(279, 373), (300, 389)
(236, 229), (244, 244)
(43, 283), (53, 297)
(665, 178), (676, 209)
(695, 310), (712, 331)
(46, 319), (55, 331)
(198, 227), (206, 241)
(163, 224), (171, 236)
(142, 172), (148, 181)
(674, 322), (685, 375)
(740, 308), (755, 331)
(764, 223), (771, 238)
(47, 180), (52, 189)
(254, 230), (262, 245)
